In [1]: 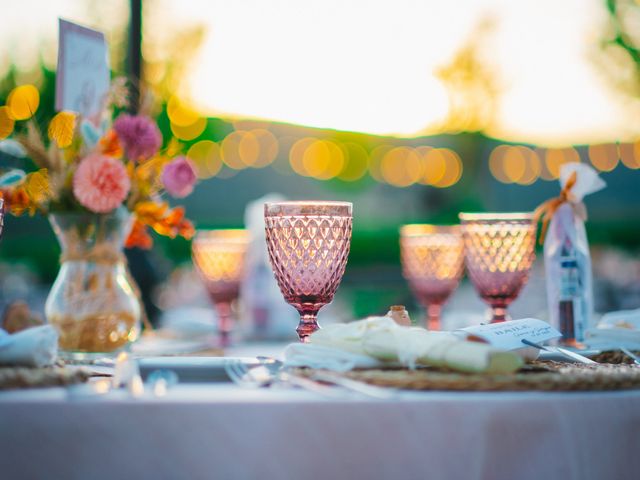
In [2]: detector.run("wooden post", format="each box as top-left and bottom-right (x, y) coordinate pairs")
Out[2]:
(127, 0), (142, 113)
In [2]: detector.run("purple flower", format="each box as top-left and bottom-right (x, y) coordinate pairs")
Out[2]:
(113, 114), (162, 161)
(162, 156), (197, 198)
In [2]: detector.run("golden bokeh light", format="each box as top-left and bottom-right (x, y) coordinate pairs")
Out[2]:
(221, 131), (249, 170)
(167, 96), (200, 127)
(434, 148), (463, 187)
(338, 142), (369, 182)
(237, 130), (261, 167)
(289, 137), (316, 176)
(619, 142), (640, 169)
(588, 143), (619, 172)
(489, 145), (511, 183)
(536, 147), (555, 180)
(420, 148), (446, 185)
(489, 145), (539, 184)
(414, 146), (433, 158)
(380, 146), (422, 187)
(503, 146), (526, 183)
(302, 139), (344, 180)
(368, 144), (393, 182)
(514, 146), (540, 185)
(7, 85), (39, 120)
(544, 147), (580, 179)
(187, 140), (223, 179)
(250, 129), (279, 168)
(170, 116), (207, 141)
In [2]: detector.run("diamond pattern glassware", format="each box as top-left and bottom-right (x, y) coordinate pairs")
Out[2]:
(459, 213), (537, 323)
(400, 224), (464, 330)
(264, 201), (352, 342)
(192, 229), (250, 347)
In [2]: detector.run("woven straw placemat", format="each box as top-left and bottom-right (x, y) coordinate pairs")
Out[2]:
(0, 364), (90, 390)
(297, 359), (640, 392)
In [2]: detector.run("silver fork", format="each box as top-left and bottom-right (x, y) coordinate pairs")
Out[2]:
(225, 358), (397, 399)
(224, 358), (344, 398)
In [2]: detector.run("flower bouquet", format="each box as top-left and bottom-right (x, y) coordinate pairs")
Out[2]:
(0, 79), (199, 357)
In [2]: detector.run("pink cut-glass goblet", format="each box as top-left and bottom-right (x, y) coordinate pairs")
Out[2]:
(400, 224), (464, 330)
(191, 229), (250, 347)
(459, 213), (537, 323)
(264, 201), (352, 342)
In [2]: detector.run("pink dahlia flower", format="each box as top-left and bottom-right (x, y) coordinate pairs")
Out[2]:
(113, 114), (162, 161)
(73, 154), (131, 213)
(162, 156), (197, 198)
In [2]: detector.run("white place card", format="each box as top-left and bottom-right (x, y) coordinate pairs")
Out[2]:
(55, 19), (110, 120)
(457, 318), (561, 351)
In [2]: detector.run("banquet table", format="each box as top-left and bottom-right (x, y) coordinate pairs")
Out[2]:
(1, 382), (639, 480)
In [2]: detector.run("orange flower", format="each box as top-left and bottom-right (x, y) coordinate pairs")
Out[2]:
(130, 201), (195, 246)
(134, 201), (169, 225)
(99, 130), (123, 158)
(125, 220), (154, 249)
(1, 187), (37, 216)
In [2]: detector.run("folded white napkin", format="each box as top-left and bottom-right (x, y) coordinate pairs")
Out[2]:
(283, 343), (382, 371)
(0, 325), (59, 367)
(308, 317), (523, 374)
(586, 308), (640, 350)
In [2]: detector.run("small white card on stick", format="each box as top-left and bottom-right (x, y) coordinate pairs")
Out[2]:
(458, 318), (561, 351)
(55, 18), (110, 120)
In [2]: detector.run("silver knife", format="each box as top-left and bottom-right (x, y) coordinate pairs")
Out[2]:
(521, 338), (597, 364)
(621, 347), (640, 365)
(309, 370), (398, 400)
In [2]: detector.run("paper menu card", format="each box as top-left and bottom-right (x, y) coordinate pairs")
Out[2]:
(457, 318), (561, 351)
(55, 19), (110, 120)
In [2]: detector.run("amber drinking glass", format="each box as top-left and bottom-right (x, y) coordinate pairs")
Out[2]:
(459, 213), (537, 323)
(400, 224), (464, 330)
(191, 229), (250, 347)
(264, 201), (352, 342)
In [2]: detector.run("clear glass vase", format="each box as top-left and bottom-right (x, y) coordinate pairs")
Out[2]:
(45, 207), (142, 359)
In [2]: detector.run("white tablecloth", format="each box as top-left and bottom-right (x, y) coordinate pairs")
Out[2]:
(1, 384), (639, 480)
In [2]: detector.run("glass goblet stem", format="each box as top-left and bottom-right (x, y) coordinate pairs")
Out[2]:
(489, 304), (510, 323)
(426, 304), (442, 330)
(214, 300), (234, 348)
(296, 311), (320, 343)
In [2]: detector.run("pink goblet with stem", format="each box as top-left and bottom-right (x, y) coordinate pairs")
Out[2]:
(459, 213), (537, 323)
(264, 201), (352, 342)
(400, 224), (464, 330)
(192, 229), (250, 347)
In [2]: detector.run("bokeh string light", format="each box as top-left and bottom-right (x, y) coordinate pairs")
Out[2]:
(589, 144), (619, 172)
(171, 113), (640, 187)
(186, 140), (223, 179)
(338, 142), (369, 182)
(619, 142), (640, 170)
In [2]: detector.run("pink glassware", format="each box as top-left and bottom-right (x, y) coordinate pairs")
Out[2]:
(191, 229), (250, 347)
(264, 201), (352, 342)
(400, 224), (464, 330)
(459, 213), (537, 323)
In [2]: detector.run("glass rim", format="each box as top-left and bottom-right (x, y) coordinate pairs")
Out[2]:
(193, 229), (251, 243)
(264, 201), (352, 217)
(458, 212), (534, 222)
(400, 224), (460, 236)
